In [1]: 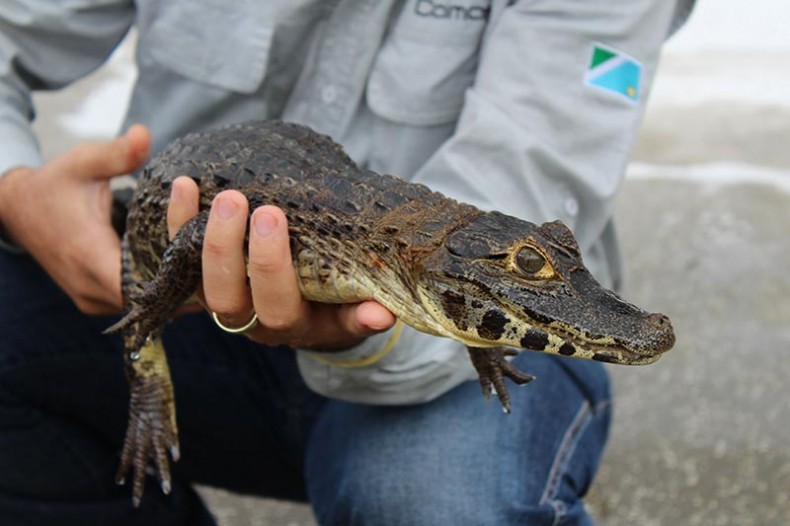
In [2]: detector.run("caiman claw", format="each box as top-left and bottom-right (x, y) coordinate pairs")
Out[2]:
(467, 347), (535, 414)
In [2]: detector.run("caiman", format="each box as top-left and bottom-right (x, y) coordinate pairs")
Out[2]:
(106, 120), (675, 505)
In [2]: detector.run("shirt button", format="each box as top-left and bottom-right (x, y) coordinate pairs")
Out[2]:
(321, 85), (338, 104)
(564, 197), (579, 217)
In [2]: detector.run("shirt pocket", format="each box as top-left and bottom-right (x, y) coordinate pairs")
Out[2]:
(366, 0), (490, 126)
(144, 0), (273, 94)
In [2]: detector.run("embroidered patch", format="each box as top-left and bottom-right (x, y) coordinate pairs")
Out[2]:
(585, 44), (642, 103)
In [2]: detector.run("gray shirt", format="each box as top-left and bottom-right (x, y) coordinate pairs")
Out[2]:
(0, 0), (693, 404)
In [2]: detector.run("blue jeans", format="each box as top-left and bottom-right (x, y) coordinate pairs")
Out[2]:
(0, 249), (611, 525)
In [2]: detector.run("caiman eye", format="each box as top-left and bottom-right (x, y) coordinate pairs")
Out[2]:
(515, 246), (548, 276)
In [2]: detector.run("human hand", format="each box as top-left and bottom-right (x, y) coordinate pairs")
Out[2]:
(0, 125), (151, 314)
(167, 176), (396, 351)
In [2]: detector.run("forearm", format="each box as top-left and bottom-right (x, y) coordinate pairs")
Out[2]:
(0, 1), (135, 253)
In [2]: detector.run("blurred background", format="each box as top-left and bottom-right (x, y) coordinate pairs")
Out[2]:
(29, 0), (789, 524)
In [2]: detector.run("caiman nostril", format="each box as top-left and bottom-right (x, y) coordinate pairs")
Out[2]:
(648, 313), (671, 328)
(645, 313), (676, 351)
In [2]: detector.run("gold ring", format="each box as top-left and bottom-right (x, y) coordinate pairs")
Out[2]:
(211, 311), (259, 334)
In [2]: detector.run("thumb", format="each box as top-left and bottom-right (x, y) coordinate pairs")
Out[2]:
(61, 124), (152, 181)
(339, 301), (396, 338)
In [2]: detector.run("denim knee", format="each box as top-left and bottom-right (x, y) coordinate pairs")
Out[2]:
(306, 354), (611, 526)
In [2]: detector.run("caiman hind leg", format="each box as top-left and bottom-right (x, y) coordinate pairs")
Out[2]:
(106, 210), (209, 346)
(467, 347), (536, 414)
(107, 212), (209, 505)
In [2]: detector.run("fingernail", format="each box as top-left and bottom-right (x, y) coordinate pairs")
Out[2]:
(215, 196), (238, 220)
(253, 210), (278, 237)
(170, 181), (183, 201)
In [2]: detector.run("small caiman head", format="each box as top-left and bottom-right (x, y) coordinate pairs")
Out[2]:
(415, 212), (675, 365)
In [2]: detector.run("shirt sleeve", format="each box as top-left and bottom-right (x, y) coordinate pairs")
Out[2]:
(0, 0), (134, 178)
(296, 0), (680, 405)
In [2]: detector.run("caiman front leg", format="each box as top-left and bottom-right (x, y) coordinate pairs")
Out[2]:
(116, 337), (179, 507)
(467, 347), (536, 414)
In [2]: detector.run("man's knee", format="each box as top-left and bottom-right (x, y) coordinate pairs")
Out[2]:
(306, 356), (610, 526)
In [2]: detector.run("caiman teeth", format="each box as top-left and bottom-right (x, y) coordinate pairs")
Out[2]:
(589, 348), (663, 365)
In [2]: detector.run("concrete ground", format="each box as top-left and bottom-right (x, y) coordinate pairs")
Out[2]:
(24, 18), (790, 525)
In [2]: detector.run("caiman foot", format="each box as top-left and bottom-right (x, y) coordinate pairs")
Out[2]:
(467, 347), (535, 414)
(116, 361), (179, 506)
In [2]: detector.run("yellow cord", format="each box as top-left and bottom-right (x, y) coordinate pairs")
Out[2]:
(309, 320), (404, 368)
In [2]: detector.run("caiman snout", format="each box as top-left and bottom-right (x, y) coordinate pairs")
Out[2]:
(632, 312), (676, 357)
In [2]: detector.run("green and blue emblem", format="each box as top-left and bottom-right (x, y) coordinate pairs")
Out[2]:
(585, 44), (642, 103)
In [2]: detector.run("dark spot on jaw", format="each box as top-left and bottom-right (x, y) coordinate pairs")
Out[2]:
(441, 290), (468, 331)
(477, 309), (509, 340)
(520, 329), (549, 351)
(558, 343), (576, 356)
(522, 306), (553, 325)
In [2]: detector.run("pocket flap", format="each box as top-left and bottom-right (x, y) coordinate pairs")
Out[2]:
(146, 2), (273, 94)
(366, 1), (487, 126)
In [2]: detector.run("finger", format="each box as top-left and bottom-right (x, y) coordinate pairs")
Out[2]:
(291, 300), (395, 351)
(60, 124), (151, 181)
(248, 206), (309, 331)
(167, 176), (200, 240)
(202, 190), (252, 325)
(337, 301), (396, 337)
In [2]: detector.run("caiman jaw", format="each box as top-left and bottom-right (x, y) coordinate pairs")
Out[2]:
(538, 320), (675, 365)
(500, 299), (676, 365)
(419, 288), (674, 365)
